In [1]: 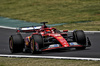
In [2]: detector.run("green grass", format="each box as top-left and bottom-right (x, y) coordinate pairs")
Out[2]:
(0, 0), (100, 30)
(55, 21), (100, 31)
(0, 57), (100, 66)
(0, 0), (100, 65)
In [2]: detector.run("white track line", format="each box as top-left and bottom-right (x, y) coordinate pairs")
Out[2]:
(0, 26), (16, 29)
(60, 30), (100, 33)
(0, 54), (100, 61)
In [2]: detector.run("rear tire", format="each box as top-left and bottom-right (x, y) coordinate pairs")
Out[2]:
(9, 34), (24, 53)
(30, 34), (43, 54)
(73, 30), (86, 50)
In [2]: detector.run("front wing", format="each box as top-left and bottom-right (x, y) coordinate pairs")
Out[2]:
(41, 37), (91, 51)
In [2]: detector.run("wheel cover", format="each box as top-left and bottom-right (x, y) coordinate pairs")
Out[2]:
(31, 39), (34, 51)
(35, 42), (39, 51)
(10, 38), (13, 50)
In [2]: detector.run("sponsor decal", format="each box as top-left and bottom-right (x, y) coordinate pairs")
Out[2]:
(58, 37), (62, 39)
(28, 36), (31, 41)
(34, 26), (41, 29)
(21, 27), (34, 30)
(48, 44), (60, 48)
(64, 45), (67, 47)
(25, 41), (29, 46)
(54, 34), (61, 36)
(25, 37), (31, 46)
(69, 42), (78, 46)
(25, 39), (29, 46)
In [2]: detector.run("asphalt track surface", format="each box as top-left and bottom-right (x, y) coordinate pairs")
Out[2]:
(0, 28), (100, 58)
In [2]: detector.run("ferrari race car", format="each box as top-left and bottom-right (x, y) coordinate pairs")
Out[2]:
(9, 22), (91, 54)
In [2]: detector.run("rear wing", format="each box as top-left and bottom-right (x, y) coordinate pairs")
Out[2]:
(17, 26), (41, 33)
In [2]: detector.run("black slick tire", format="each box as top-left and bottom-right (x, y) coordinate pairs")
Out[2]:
(73, 30), (86, 50)
(9, 34), (24, 53)
(30, 34), (43, 54)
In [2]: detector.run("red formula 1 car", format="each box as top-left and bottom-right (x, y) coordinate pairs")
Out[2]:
(9, 22), (91, 54)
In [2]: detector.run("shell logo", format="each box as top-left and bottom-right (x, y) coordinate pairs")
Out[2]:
(58, 37), (62, 39)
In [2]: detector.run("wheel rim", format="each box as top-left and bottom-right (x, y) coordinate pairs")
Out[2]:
(31, 39), (34, 51)
(31, 39), (39, 52)
(9, 38), (13, 50)
(35, 42), (39, 51)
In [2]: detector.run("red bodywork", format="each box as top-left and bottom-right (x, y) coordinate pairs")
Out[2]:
(18, 25), (84, 51)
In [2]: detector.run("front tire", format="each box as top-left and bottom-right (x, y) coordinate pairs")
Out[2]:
(30, 34), (43, 54)
(73, 30), (86, 50)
